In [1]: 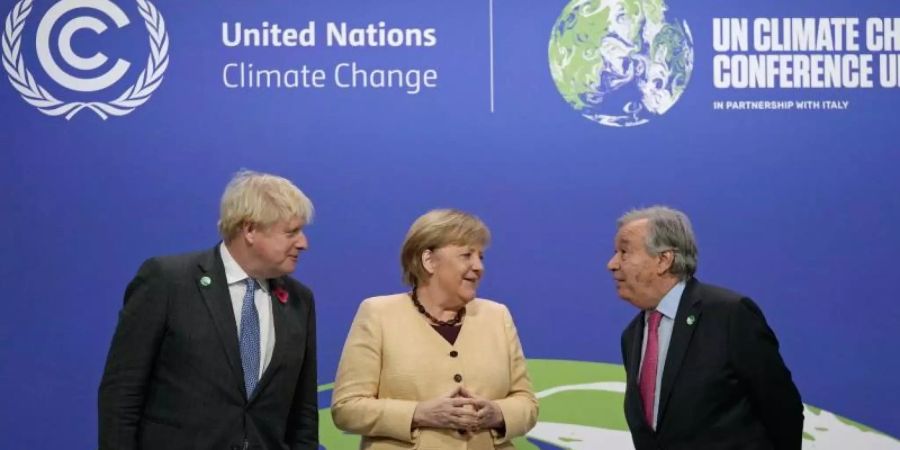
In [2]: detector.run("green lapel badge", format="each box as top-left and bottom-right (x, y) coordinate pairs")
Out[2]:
(686, 315), (696, 326)
(199, 276), (212, 287)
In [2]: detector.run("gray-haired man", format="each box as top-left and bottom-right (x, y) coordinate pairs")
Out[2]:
(608, 206), (803, 450)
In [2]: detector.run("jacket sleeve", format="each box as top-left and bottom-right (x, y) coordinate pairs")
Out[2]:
(492, 305), (539, 444)
(729, 297), (804, 450)
(331, 299), (418, 443)
(287, 287), (319, 449)
(98, 258), (169, 450)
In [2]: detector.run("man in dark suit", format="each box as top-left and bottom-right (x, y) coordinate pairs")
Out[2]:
(99, 170), (318, 450)
(607, 206), (803, 450)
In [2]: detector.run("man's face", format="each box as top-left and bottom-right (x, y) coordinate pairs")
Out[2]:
(427, 244), (485, 304)
(607, 219), (666, 310)
(248, 216), (307, 278)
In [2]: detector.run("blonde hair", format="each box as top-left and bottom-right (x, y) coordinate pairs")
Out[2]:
(400, 209), (490, 287)
(218, 170), (313, 240)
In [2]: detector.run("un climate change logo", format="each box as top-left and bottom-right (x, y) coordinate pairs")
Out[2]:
(548, 0), (693, 127)
(2, 0), (169, 120)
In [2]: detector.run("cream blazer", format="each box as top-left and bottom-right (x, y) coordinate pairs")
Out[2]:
(331, 294), (538, 450)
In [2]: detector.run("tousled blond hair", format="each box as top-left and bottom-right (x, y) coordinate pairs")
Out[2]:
(218, 170), (313, 240)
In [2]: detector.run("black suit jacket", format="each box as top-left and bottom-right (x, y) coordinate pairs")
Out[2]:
(621, 278), (803, 450)
(99, 246), (318, 450)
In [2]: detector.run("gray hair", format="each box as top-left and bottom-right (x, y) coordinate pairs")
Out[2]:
(617, 206), (698, 279)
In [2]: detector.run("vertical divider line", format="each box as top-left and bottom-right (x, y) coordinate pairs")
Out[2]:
(489, 0), (495, 113)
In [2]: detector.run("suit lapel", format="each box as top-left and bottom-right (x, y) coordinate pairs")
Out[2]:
(627, 315), (645, 387)
(626, 314), (649, 425)
(196, 245), (246, 397)
(656, 278), (703, 429)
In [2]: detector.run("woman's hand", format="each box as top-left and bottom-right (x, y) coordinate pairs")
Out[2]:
(412, 387), (478, 429)
(458, 387), (506, 431)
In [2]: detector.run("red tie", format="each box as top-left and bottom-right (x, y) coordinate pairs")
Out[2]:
(639, 310), (663, 429)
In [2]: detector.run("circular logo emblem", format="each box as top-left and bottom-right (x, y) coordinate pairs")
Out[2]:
(548, 0), (693, 127)
(2, 0), (170, 120)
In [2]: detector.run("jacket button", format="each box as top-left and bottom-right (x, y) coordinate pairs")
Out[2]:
(449, 350), (458, 357)
(454, 374), (463, 382)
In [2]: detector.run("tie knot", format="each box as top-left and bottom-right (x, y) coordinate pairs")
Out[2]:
(244, 277), (258, 292)
(647, 310), (663, 329)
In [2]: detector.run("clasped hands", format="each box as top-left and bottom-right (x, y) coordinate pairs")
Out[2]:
(412, 386), (504, 433)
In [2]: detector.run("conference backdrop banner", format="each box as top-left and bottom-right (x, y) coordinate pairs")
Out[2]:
(1, 0), (898, 448)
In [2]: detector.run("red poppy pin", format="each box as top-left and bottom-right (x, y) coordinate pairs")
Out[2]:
(273, 287), (289, 304)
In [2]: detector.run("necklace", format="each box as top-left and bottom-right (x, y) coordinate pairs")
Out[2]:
(410, 290), (465, 326)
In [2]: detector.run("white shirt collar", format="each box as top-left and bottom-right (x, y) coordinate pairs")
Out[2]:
(219, 242), (268, 292)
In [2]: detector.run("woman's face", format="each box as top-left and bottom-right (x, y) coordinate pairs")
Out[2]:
(425, 244), (485, 304)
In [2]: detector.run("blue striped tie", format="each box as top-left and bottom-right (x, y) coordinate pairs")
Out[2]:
(239, 278), (260, 398)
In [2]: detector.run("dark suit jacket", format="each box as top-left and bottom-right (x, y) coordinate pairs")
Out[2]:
(99, 246), (318, 450)
(621, 278), (803, 450)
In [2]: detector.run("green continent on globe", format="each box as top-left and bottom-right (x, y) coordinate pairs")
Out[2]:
(548, 0), (611, 110)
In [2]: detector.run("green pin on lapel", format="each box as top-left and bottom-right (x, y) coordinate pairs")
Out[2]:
(199, 276), (212, 287)
(686, 315), (696, 326)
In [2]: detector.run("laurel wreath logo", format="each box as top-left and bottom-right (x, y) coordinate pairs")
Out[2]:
(2, 0), (169, 120)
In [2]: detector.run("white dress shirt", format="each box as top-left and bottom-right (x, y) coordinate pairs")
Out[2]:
(220, 242), (276, 380)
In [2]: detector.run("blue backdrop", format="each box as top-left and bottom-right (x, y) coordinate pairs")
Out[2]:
(1, 0), (898, 448)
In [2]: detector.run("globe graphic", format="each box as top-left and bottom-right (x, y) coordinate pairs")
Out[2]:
(548, 0), (694, 127)
(318, 359), (900, 449)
